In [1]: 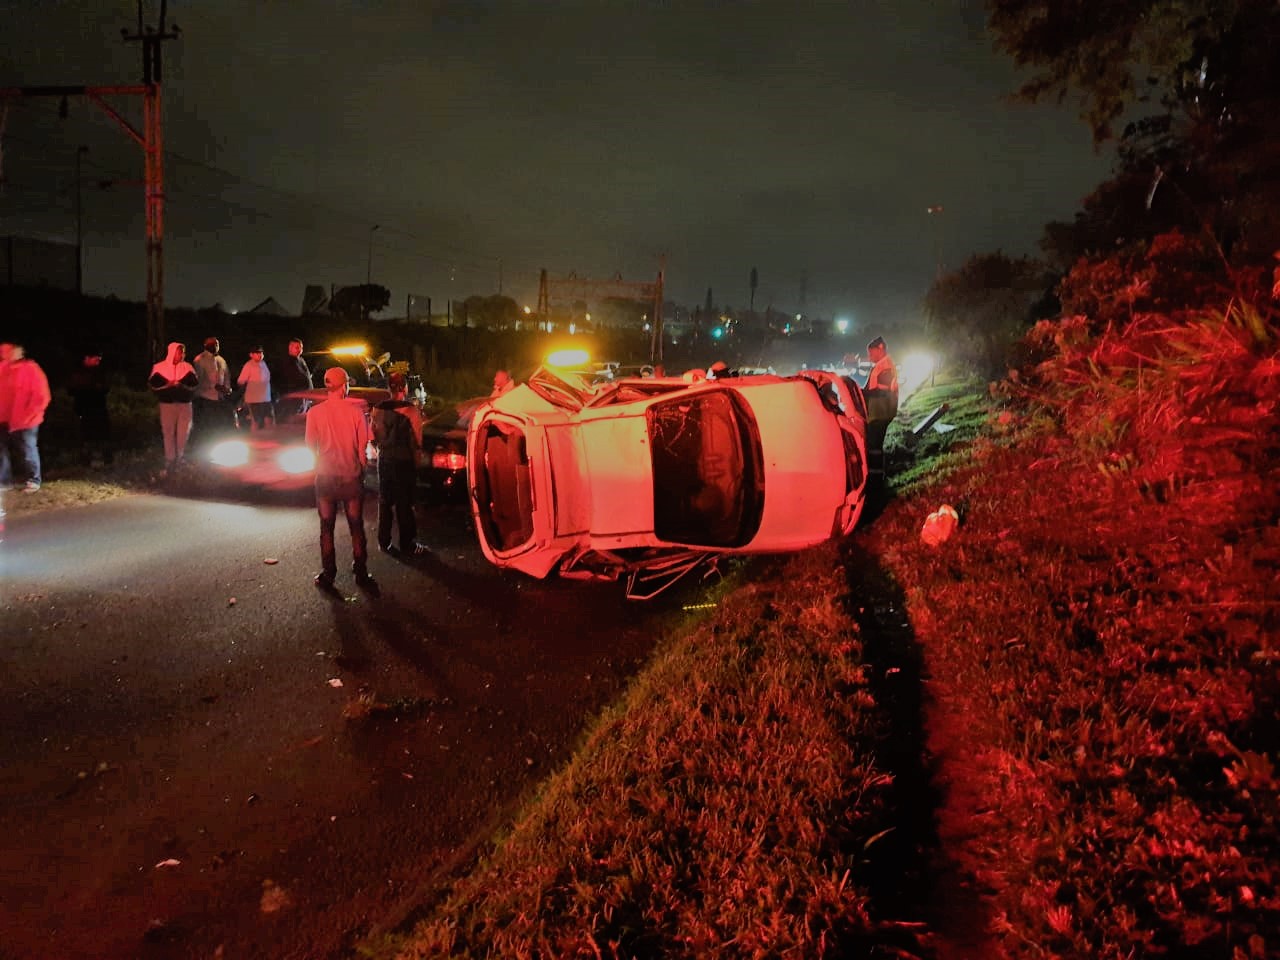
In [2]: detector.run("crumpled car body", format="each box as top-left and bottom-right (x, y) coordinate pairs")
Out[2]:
(466, 366), (867, 598)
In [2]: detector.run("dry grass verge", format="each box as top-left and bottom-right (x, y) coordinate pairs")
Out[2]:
(391, 555), (933, 959)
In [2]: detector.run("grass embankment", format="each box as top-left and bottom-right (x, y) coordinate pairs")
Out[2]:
(867, 312), (1280, 958)
(386, 309), (1277, 959)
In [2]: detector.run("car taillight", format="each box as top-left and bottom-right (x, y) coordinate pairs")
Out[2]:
(432, 449), (466, 471)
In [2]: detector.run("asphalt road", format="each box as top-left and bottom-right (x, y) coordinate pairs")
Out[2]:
(0, 490), (671, 959)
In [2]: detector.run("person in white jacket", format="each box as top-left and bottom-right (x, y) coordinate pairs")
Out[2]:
(148, 341), (198, 472)
(236, 346), (274, 429)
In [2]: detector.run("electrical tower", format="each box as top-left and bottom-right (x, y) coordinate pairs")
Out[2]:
(536, 262), (666, 365)
(1, 1), (179, 360)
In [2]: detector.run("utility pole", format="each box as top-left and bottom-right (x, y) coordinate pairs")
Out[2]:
(367, 224), (379, 285)
(2, 3), (177, 362)
(926, 204), (944, 280)
(75, 145), (88, 296)
(122, 0), (180, 359)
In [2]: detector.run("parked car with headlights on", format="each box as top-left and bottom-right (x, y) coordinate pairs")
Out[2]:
(466, 366), (868, 598)
(419, 395), (488, 501)
(205, 386), (389, 491)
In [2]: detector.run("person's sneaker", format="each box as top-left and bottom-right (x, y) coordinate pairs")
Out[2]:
(22, 481), (40, 493)
(378, 543), (398, 555)
(407, 542), (431, 557)
(354, 570), (378, 594)
(314, 572), (337, 591)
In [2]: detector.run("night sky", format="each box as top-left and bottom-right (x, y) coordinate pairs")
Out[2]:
(1, 0), (1113, 333)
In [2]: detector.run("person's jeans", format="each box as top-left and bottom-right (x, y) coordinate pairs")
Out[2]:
(7, 426), (41, 486)
(377, 458), (418, 551)
(315, 474), (368, 578)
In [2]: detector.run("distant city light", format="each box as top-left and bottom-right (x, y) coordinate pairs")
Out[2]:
(835, 318), (850, 334)
(523, 305), (532, 314)
(711, 326), (724, 339)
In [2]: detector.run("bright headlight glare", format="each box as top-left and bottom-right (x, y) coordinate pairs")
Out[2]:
(209, 440), (250, 467)
(277, 447), (316, 474)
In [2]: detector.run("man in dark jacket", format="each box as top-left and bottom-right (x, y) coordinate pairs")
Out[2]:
(277, 338), (313, 394)
(372, 372), (428, 556)
(67, 348), (114, 466)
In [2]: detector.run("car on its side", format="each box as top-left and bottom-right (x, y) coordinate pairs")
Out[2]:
(204, 386), (389, 491)
(419, 395), (488, 501)
(466, 366), (868, 599)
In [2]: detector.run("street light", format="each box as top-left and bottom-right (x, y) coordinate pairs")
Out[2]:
(366, 224), (379, 285)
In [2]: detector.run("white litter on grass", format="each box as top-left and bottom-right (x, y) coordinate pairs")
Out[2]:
(327, 678), (344, 688)
(228, 597), (237, 606)
(264, 558), (279, 565)
(155, 858), (181, 869)
(921, 504), (959, 547)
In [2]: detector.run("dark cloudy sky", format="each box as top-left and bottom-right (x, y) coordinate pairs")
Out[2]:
(1, 0), (1113, 330)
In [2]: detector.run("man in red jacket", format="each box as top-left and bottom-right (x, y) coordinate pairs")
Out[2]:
(0, 342), (52, 493)
(305, 367), (375, 593)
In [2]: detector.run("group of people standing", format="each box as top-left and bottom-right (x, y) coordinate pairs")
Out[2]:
(147, 336), (314, 473)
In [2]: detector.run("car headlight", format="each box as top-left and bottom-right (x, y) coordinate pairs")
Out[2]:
(277, 446), (316, 474)
(209, 439), (251, 467)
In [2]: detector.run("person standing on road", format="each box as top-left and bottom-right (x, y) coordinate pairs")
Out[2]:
(236, 346), (274, 430)
(191, 336), (232, 445)
(305, 367), (375, 592)
(67, 348), (114, 467)
(0, 342), (52, 492)
(862, 335), (899, 483)
(278, 337), (313, 393)
(372, 371), (428, 557)
(148, 341), (198, 474)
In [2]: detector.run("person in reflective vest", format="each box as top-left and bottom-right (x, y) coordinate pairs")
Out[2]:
(862, 336), (898, 482)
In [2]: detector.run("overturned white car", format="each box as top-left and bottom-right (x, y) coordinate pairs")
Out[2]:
(466, 366), (869, 599)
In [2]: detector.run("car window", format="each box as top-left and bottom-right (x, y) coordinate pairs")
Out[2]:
(526, 367), (588, 410)
(473, 421), (535, 551)
(647, 390), (763, 547)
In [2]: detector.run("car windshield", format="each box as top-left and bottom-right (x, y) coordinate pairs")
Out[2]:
(647, 390), (763, 547)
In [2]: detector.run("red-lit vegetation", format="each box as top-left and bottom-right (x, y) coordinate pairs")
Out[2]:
(389, 251), (1276, 957)
(870, 287), (1279, 956)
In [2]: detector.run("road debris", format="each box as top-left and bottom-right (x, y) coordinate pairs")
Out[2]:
(920, 504), (959, 546)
